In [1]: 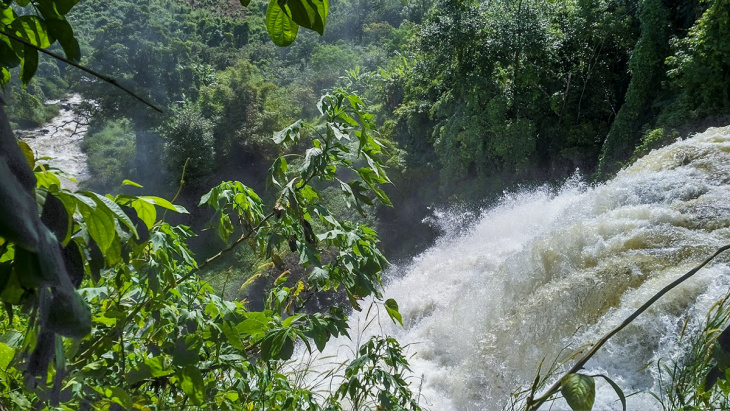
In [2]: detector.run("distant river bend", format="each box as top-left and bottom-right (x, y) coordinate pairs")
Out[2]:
(16, 94), (89, 190)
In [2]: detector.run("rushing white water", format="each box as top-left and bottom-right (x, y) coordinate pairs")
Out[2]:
(298, 126), (730, 410)
(16, 94), (90, 190)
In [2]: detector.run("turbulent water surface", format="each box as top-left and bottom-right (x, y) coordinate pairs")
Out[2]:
(16, 94), (89, 189)
(298, 126), (730, 410)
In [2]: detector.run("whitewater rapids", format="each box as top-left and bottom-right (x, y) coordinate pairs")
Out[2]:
(296, 126), (730, 410)
(17, 94), (90, 190)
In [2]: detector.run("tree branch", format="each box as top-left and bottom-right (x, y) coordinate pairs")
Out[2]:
(0, 28), (163, 113)
(527, 244), (730, 411)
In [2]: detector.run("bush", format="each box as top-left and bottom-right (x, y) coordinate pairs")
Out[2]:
(81, 118), (136, 190)
(162, 105), (215, 188)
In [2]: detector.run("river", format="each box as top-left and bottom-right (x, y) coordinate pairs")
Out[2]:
(297, 125), (730, 410)
(16, 94), (90, 190)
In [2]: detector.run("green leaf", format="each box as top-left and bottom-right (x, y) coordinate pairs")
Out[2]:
(268, 156), (288, 187)
(107, 387), (133, 409)
(45, 18), (80, 63)
(239, 0), (251, 6)
(85, 192), (139, 239)
(19, 44), (36, 86)
(17, 141), (34, 171)
(384, 298), (402, 326)
(0, 342), (14, 370)
(34, 168), (61, 189)
(126, 362), (152, 386)
(266, 0), (299, 47)
(54, 0), (81, 15)
(180, 365), (204, 406)
(141, 196), (188, 214)
(272, 119), (303, 145)
(144, 356), (173, 378)
(261, 328), (296, 360)
(0, 4), (14, 25)
(237, 312), (271, 339)
(121, 179), (142, 188)
(0, 36), (21, 70)
(77, 201), (116, 253)
(221, 321), (245, 351)
(12, 16), (52, 48)
(561, 373), (595, 411)
(0, 67), (10, 87)
(287, 0), (328, 35)
(593, 374), (626, 411)
(173, 335), (200, 367)
(46, 290), (91, 338)
(0, 266), (24, 305)
(130, 198), (157, 230)
(309, 266), (329, 286)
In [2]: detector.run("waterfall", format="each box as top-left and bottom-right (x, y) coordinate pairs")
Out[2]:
(298, 126), (730, 410)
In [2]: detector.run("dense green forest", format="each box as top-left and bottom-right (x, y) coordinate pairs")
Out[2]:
(2, 0), (730, 409)
(7, 0), (730, 258)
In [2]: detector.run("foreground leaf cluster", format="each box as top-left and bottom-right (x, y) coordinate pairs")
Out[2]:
(0, 90), (421, 410)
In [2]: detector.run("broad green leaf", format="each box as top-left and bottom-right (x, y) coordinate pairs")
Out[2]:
(288, 0), (328, 35)
(85, 192), (138, 238)
(239, 0), (251, 6)
(46, 290), (91, 338)
(172, 335), (200, 367)
(107, 387), (133, 409)
(221, 321), (245, 351)
(126, 362), (152, 386)
(18, 141), (34, 170)
(180, 365), (204, 406)
(45, 18), (80, 63)
(34, 168), (61, 189)
(272, 119), (302, 145)
(561, 373), (595, 411)
(0, 4), (14, 25)
(0, 67), (10, 87)
(141, 196), (188, 214)
(0, 266), (23, 305)
(593, 374), (626, 411)
(0, 36), (20, 69)
(309, 266), (329, 285)
(268, 156), (288, 187)
(266, 0), (299, 47)
(12, 16), (52, 48)
(384, 298), (402, 326)
(144, 356), (173, 378)
(261, 328), (293, 360)
(0, 342), (14, 370)
(78, 201), (115, 253)
(130, 198), (157, 229)
(282, 313), (305, 328)
(237, 312), (271, 339)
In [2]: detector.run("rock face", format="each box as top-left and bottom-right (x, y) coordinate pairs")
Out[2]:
(16, 94), (90, 190)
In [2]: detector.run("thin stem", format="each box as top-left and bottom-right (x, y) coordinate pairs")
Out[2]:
(0, 28), (163, 113)
(527, 244), (730, 411)
(162, 158), (189, 221)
